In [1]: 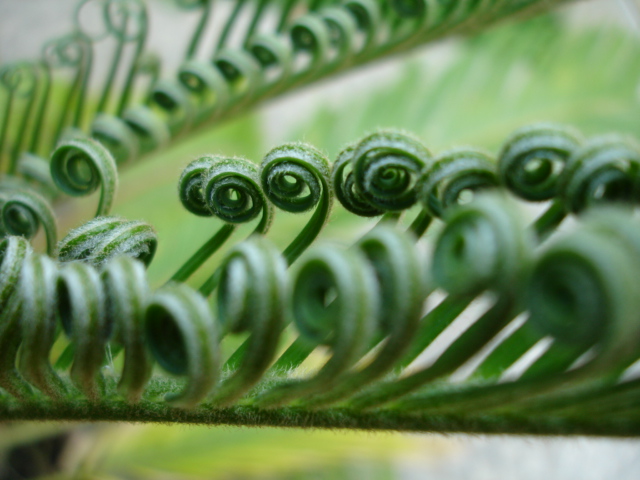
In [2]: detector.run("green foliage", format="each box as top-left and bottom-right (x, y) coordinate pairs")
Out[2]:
(2, 1), (640, 463)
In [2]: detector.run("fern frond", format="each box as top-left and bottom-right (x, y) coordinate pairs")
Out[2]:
(3, 122), (640, 437)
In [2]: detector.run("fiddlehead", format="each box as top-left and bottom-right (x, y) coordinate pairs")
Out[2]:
(90, 114), (139, 164)
(50, 136), (118, 218)
(177, 60), (230, 121)
(412, 147), (498, 236)
(255, 245), (379, 408)
(17, 252), (67, 400)
(172, 155), (272, 284)
(260, 142), (332, 265)
(0, 185), (58, 257)
(121, 105), (171, 155)
(526, 214), (640, 373)
(247, 34), (294, 85)
(332, 144), (383, 217)
(203, 156), (272, 229)
(145, 283), (219, 408)
(101, 255), (152, 402)
(210, 236), (288, 406)
(289, 13), (333, 72)
(558, 135), (640, 214)
(148, 79), (194, 136)
(350, 193), (531, 409)
(300, 225), (429, 407)
(498, 123), (583, 202)
(57, 216), (157, 267)
(213, 49), (263, 100)
(56, 260), (109, 400)
(431, 192), (532, 296)
(340, 130), (430, 213)
(420, 148), (499, 218)
(498, 123), (583, 238)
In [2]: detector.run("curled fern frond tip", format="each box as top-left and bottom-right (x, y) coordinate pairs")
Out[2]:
(50, 137), (119, 218)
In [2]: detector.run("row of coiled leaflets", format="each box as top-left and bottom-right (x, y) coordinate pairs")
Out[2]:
(0, 0), (632, 435)
(2, 119), (640, 435)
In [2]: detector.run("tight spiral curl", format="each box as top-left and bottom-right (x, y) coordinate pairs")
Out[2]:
(349, 130), (431, 212)
(527, 212), (640, 366)
(0, 233), (218, 407)
(0, 183), (58, 256)
(432, 192), (533, 296)
(419, 147), (499, 218)
(50, 136), (118, 218)
(256, 245), (380, 408)
(558, 136), (640, 213)
(172, 156), (273, 284)
(498, 123), (583, 201)
(212, 236), (288, 406)
(260, 142), (332, 264)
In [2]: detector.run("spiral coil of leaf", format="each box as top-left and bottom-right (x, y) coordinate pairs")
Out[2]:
(50, 136), (118, 218)
(0, 183), (58, 256)
(0, 0), (573, 187)
(260, 142), (332, 265)
(210, 236), (287, 406)
(524, 210), (640, 379)
(0, 233), (219, 407)
(145, 282), (220, 408)
(411, 147), (499, 236)
(558, 135), (640, 213)
(432, 192), (533, 296)
(171, 155), (273, 284)
(255, 245), (380, 408)
(498, 123), (583, 202)
(90, 114), (140, 165)
(393, 210), (640, 415)
(349, 193), (530, 409)
(349, 130), (431, 212)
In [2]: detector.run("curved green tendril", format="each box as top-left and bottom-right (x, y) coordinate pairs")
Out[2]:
(57, 261), (108, 400)
(260, 142), (332, 265)
(0, 185), (58, 257)
(18, 252), (68, 400)
(211, 236), (287, 406)
(558, 135), (640, 214)
(102, 255), (152, 402)
(351, 130), (430, 212)
(90, 114), (140, 164)
(301, 226), (429, 407)
(50, 136), (119, 218)
(172, 155), (272, 284)
(145, 282), (219, 408)
(255, 245), (379, 408)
